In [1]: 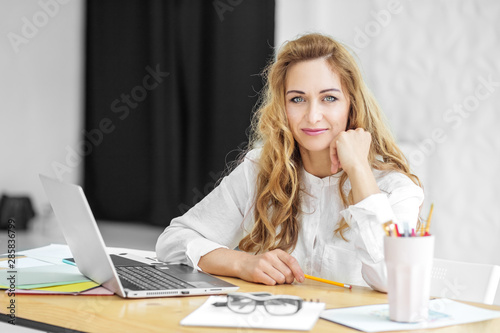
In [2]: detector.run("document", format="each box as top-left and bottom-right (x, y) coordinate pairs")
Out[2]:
(12, 286), (114, 296)
(181, 295), (325, 330)
(17, 244), (73, 259)
(320, 299), (500, 332)
(0, 264), (90, 289)
(0, 257), (53, 269)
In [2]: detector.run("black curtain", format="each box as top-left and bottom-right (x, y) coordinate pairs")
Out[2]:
(84, 1), (274, 226)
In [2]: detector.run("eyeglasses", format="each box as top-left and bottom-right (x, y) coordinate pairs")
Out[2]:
(212, 292), (303, 316)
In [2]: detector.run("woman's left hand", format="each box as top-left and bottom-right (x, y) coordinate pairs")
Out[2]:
(330, 128), (372, 175)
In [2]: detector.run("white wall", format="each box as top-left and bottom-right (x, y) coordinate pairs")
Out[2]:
(0, 0), (84, 215)
(277, 0), (500, 305)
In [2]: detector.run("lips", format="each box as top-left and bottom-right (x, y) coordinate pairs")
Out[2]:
(302, 128), (328, 136)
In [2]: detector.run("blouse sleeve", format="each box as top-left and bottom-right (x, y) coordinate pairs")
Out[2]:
(340, 172), (424, 292)
(155, 151), (258, 270)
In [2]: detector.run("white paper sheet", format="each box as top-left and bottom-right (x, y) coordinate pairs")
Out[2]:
(0, 257), (53, 269)
(181, 295), (325, 331)
(320, 299), (500, 332)
(0, 264), (89, 287)
(16, 244), (73, 259)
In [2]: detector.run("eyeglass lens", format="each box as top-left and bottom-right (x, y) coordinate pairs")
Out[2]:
(265, 299), (301, 315)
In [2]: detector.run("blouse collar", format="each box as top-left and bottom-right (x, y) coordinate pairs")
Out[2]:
(301, 167), (344, 187)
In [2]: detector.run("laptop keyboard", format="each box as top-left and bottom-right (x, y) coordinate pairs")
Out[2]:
(116, 266), (193, 291)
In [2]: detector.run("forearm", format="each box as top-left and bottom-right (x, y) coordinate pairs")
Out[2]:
(198, 248), (248, 278)
(361, 260), (388, 293)
(345, 162), (380, 204)
(156, 227), (196, 264)
(340, 174), (424, 290)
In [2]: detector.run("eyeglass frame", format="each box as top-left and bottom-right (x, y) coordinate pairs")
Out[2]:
(213, 292), (303, 316)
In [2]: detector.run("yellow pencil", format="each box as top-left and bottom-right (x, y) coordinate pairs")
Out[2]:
(304, 274), (352, 289)
(424, 203), (434, 236)
(382, 220), (396, 237)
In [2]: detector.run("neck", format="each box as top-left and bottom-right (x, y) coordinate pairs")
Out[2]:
(299, 148), (337, 178)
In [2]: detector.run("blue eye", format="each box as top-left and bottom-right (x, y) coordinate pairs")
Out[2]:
(324, 96), (336, 102)
(291, 96), (304, 103)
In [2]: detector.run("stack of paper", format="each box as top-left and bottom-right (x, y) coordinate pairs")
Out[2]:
(181, 295), (326, 330)
(0, 244), (113, 295)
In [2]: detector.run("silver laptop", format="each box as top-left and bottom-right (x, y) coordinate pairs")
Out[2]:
(39, 174), (238, 298)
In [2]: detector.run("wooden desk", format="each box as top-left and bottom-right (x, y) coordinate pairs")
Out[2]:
(1, 277), (499, 332)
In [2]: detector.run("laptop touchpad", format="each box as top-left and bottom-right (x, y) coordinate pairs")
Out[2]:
(159, 265), (224, 284)
(189, 281), (216, 288)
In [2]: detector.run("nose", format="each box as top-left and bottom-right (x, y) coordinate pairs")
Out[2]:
(306, 101), (323, 123)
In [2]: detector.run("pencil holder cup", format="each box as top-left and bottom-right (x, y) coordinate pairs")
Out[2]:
(384, 235), (435, 322)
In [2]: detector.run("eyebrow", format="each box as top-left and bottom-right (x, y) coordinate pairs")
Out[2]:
(286, 88), (341, 95)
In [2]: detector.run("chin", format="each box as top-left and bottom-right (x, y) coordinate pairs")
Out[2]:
(298, 141), (331, 153)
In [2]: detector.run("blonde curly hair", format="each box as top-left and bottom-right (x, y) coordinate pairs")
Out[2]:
(238, 33), (421, 253)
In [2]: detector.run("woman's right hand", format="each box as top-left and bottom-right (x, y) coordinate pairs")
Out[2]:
(236, 249), (305, 285)
(199, 248), (304, 285)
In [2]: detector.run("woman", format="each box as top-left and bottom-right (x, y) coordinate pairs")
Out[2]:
(156, 33), (423, 292)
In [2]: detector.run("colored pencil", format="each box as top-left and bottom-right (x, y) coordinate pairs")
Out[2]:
(304, 274), (352, 289)
(424, 203), (434, 236)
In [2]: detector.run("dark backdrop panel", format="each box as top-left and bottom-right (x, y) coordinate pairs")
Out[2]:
(85, 0), (275, 225)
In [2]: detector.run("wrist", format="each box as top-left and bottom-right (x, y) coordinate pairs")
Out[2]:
(233, 250), (252, 276)
(218, 248), (250, 278)
(343, 160), (372, 177)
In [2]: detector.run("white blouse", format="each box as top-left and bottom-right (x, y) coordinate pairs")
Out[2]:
(156, 149), (424, 292)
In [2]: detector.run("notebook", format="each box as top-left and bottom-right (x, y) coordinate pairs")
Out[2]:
(181, 295), (325, 330)
(39, 174), (239, 298)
